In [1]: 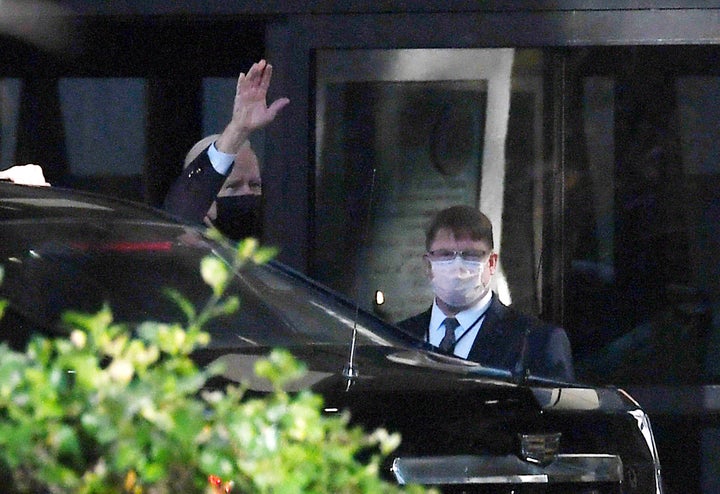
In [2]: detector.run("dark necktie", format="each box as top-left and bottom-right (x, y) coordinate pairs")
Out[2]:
(439, 317), (460, 353)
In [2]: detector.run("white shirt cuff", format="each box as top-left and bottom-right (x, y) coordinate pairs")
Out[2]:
(207, 142), (235, 175)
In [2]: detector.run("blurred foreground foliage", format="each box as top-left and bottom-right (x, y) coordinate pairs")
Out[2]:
(0, 236), (431, 494)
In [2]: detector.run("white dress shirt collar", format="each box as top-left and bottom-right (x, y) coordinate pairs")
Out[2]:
(429, 290), (493, 358)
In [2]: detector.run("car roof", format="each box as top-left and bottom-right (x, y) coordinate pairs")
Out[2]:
(0, 182), (178, 223)
(0, 181), (413, 350)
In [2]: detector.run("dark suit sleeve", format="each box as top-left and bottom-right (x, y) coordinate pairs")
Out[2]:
(486, 297), (575, 382)
(521, 319), (575, 382)
(544, 327), (575, 382)
(163, 148), (228, 224)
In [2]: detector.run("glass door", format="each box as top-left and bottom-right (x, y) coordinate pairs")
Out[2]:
(313, 48), (547, 323)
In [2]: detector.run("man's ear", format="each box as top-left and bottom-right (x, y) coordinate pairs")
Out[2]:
(488, 252), (499, 274)
(422, 253), (432, 278)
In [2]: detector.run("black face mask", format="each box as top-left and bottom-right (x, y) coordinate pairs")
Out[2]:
(212, 194), (263, 241)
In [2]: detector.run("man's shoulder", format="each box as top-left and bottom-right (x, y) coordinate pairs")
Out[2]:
(396, 308), (432, 339)
(185, 146), (222, 176)
(163, 147), (227, 223)
(488, 295), (561, 335)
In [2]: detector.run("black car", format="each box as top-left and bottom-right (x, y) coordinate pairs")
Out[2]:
(0, 182), (663, 493)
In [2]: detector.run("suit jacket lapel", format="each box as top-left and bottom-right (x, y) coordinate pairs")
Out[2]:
(467, 295), (523, 368)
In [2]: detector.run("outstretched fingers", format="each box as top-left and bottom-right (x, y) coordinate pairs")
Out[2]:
(266, 97), (291, 119)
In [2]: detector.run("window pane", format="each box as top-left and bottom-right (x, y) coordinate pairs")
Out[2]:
(566, 47), (720, 386)
(314, 49), (544, 324)
(0, 78), (21, 170)
(59, 78), (146, 177)
(314, 47), (720, 388)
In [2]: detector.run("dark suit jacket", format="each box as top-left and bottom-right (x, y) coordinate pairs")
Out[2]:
(163, 147), (226, 224)
(397, 293), (575, 381)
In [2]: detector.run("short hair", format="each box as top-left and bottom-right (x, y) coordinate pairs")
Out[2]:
(425, 205), (494, 251)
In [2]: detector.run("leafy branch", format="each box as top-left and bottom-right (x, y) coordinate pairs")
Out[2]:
(0, 236), (431, 494)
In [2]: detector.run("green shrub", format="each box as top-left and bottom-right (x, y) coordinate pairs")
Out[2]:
(0, 237), (432, 494)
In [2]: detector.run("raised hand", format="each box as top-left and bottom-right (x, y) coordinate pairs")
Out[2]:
(215, 59), (290, 154)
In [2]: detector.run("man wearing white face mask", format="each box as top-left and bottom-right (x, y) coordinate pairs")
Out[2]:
(398, 205), (574, 382)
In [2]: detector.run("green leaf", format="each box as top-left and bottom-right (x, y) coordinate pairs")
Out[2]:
(163, 287), (197, 322)
(252, 245), (280, 265)
(201, 256), (229, 296)
(236, 237), (259, 262)
(209, 296), (240, 318)
(50, 423), (82, 462)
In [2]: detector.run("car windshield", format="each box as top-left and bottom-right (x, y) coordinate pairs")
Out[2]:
(0, 218), (409, 351)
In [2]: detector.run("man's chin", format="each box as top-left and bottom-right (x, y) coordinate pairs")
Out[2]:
(441, 290), (488, 311)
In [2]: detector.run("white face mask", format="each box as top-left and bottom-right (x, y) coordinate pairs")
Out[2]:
(430, 257), (488, 308)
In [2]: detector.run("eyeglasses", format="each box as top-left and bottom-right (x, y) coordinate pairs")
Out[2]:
(426, 249), (488, 262)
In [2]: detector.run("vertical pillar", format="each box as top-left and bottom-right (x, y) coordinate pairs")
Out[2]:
(15, 77), (67, 183)
(144, 77), (202, 207)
